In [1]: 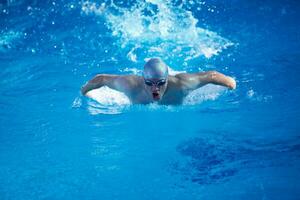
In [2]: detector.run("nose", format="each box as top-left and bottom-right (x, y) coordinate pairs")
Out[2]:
(151, 85), (159, 91)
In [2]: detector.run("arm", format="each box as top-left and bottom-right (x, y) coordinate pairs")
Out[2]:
(176, 71), (236, 91)
(81, 74), (135, 95)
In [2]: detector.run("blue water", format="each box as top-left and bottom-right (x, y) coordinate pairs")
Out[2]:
(1, 0), (300, 199)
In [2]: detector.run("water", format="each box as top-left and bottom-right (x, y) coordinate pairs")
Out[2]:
(1, 0), (300, 199)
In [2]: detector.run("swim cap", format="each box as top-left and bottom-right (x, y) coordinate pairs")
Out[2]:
(143, 58), (169, 79)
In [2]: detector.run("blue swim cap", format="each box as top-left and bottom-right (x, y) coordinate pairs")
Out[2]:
(143, 58), (169, 79)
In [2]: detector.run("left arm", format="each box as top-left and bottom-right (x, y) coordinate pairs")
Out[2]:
(176, 71), (236, 90)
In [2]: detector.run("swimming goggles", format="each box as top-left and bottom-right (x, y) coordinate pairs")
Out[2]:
(144, 79), (167, 87)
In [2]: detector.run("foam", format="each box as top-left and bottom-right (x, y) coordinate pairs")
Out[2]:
(86, 86), (131, 105)
(183, 84), (225, 105)
(81, 0), (233, 63)
(86, 86), (131, 115)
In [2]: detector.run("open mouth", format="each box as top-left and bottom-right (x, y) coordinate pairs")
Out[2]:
(152, 92), (160, 100)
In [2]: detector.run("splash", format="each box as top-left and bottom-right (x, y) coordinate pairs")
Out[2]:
(246, 89), (273, 103)
(86, 86), (131, 114)
(81, 0), (233, 63)
(183, 84), (225, 105)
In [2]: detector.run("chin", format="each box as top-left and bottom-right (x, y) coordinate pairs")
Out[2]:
(153, 97), (161, 101)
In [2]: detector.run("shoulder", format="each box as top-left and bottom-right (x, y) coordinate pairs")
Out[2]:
(171, 73), (195, 84)
(117, 75), (144, 91)
(121, 75), (143, 85)
(174, 72), (200, 80)
(169, 73), (202, 91)
(167, 74), (189, 90)
(174, 73), (190, 79)
(97, 74), (142, 89)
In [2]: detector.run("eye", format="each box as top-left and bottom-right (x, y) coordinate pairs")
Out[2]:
(157, 80), (166, 86)
(145, 80), (153, 86)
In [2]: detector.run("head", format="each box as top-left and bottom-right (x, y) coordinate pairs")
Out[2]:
(143, 58), (169, 101)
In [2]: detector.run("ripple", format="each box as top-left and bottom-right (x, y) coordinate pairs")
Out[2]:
(173, 136), (300, 184)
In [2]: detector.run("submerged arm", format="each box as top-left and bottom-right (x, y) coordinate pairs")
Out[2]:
(81, 74), (134, 95)
(176, 71), (236, 91)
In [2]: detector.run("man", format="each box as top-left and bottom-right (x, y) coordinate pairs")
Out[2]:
(81, 58), (236, 105)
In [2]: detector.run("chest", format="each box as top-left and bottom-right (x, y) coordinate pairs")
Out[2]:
(129, 89), (152, 104)
(159, 89), (186, 105)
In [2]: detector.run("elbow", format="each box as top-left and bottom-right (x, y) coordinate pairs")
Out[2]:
(81, 75), (105, 95)
(90, 74), (104, 84)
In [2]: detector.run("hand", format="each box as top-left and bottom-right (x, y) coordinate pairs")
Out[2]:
(226, 76), (236, 89)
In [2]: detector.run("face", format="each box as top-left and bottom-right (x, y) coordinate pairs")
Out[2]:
(144, 78), (168, 101)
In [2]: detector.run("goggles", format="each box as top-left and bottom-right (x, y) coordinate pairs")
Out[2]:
(144, 79), (167, 87)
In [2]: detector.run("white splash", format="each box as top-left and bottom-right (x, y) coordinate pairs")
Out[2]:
(119, 67), (142, 75)
(72, 97), (82, 108)
(246, 89), (273, 103)
(183, 84), (225, 105)
(127, 46), (139, 62)
(168, 67), (186, 75)
(86, 86), (131, 114)
(247, 89), (255, 98)
(81, 0), (233, 62)
(86, 86), (131, 105)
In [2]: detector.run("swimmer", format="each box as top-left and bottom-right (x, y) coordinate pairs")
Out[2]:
(81, 58), (236, 105)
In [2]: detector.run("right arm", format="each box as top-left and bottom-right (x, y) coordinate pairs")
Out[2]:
(81, 74), (134, 95)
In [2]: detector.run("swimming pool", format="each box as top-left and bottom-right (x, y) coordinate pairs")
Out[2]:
(1, 0), (300, 199)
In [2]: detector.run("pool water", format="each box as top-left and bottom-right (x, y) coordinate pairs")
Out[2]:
(1, 0), (300, 199)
